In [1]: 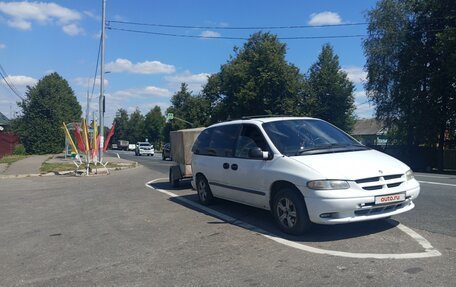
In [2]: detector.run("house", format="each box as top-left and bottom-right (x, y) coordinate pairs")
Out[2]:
(351, 118), (388, 146)
(0, 111), (10, 130)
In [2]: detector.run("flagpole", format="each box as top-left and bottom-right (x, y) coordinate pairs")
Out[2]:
(99, 0), (106, 162)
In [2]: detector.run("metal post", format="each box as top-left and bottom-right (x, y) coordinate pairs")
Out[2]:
(99, 0), (106, 162)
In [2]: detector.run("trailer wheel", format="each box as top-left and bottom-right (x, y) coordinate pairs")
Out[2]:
(169, 169), (180, 187)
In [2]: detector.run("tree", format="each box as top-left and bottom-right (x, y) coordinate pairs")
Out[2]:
(127, 108), (145, 143)
(113, 108), (129, 143)
(307, 44), (356, 132)
(202, 32), (306, 122)
(144, 106), (165, 147)
(12, 72), (82, 154)
(166, 83), (211, 130)
(364, 0), (456, 170)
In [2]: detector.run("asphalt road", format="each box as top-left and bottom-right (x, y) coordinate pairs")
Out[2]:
(0, 150), (455, 286)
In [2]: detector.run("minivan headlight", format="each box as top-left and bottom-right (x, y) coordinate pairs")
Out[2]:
(405, 170), (415, 181)
(307, 180), (350, 190)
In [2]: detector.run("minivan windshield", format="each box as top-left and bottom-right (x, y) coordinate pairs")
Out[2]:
(263, 119), (367, 156)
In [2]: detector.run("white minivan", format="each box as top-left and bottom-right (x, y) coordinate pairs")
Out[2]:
(191, 117), (420, 235)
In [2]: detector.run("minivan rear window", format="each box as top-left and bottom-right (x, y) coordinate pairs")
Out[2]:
(192, 124), (241, 157)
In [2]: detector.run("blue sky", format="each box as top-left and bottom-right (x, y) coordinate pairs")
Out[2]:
(0, 0), (378, 125)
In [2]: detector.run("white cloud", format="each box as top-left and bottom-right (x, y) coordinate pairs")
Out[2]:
(3, 75), (37, 86)
(0, 1), (82, 35)
(62, 23), (84, 36)
(7, 18), (31, 30)
(308, 11), (342, 26)
(355, 102), (375, 118)
(200, 30), (221, 38)
(74, 77), (109, 89)
(112, 14), (126, 21)
(83, 10), (100, 21)
(353, 90), (375, 118)
(0, 43), (5, 48)
(342, 66), (367, 84)
(111, 86), (172, 100)
(105, 58), (176, 74)
(354, 90), (367, 100)
(165, 71), (211, 93)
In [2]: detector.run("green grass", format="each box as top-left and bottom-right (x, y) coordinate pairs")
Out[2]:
(39, 162), (135, 173)
(0, 155), (28, 165)
(40, 162), (77, 173)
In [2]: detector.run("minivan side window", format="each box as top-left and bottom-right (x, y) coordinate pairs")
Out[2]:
(192, 125), (241, 157)
(235, 124), (270, 159)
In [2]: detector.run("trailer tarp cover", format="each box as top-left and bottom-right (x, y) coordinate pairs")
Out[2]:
(170, 127), (205, 177)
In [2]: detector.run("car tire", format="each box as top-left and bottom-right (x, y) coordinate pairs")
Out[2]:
(272, 188), (312, 235)
(169, 169), (180, 188)
(196, 174), (214, 205)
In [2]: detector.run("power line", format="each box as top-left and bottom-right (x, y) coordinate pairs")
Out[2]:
(108, 20), (368, 30)
(91, 35), (102, 101)
(107, 26), (366, 40)
(0, 64), (24, 101)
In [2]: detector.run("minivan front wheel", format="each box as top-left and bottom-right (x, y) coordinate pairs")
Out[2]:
(272, 188), (311, 235)
(196, 175), (214, 205)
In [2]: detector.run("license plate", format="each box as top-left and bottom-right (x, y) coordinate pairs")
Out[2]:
(375, 193), (405, 205)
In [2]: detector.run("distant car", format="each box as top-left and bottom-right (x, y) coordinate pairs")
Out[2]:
(111, 143), (118, 150)
(162, 143), (171, 160)
(135, 142), (154, 156)
(128, 143), (136, 151)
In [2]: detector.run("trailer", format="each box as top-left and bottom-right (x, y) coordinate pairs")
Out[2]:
(168, 127), (205, 187)
(117, 140), (129, 151)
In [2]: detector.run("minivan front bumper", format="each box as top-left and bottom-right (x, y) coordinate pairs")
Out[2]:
(302, 184), (420, 224)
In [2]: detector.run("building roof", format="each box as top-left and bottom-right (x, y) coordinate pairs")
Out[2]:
(0, 112), (10, 126)
(352, 118), (387, 136)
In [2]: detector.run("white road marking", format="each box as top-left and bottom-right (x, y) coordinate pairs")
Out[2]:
(418, 180), (456, 187)
(146, 179), (441, 259)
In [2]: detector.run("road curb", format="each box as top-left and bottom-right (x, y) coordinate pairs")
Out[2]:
(0, 162), (139, 179)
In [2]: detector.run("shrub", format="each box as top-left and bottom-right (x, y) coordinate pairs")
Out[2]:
(13, 144), (26, 155)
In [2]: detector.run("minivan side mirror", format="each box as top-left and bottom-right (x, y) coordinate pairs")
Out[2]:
(249, 147), (269, 160)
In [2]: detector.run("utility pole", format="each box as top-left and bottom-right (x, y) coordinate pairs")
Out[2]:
(99, 0), (106, 162)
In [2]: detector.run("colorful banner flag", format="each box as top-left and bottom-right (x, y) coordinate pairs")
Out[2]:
(74, 123), (86, 152)
(91, 119), (99, 161)
(103, 122), (116, 152)
(82, 119), (90, 153)
(62, 122), (78, 154)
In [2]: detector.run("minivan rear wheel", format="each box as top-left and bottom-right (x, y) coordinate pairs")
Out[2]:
(196, 175), (214, 205)
(272, 188), (311, 235)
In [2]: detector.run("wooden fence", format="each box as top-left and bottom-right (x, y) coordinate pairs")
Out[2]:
(0, 132), (20, 158)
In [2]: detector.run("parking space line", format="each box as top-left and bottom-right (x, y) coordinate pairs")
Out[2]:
(418, 181), (456, 187)
(146, 179), (441, 259)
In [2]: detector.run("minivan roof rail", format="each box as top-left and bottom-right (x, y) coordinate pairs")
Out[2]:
(240, 115), (291, 120)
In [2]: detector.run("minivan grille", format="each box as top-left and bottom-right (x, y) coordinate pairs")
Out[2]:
(355, 174), (404, 191)
(354, 201), (409, 216)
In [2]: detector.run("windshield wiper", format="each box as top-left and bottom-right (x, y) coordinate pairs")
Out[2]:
(296, 143), (367, 155)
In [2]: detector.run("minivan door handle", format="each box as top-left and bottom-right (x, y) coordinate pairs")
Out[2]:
(231, 164), (238, 171)
(223, 163), (230, 169)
